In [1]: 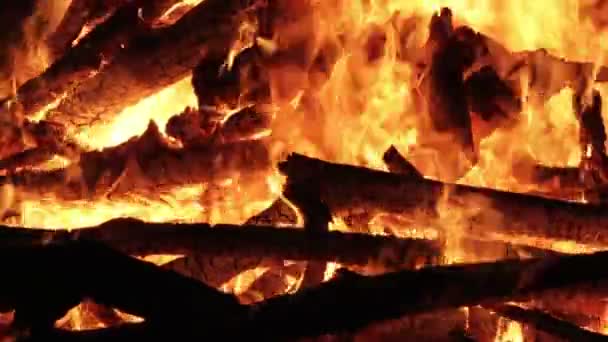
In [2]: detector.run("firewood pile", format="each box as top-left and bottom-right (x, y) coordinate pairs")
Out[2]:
(2, 0), (608, 341)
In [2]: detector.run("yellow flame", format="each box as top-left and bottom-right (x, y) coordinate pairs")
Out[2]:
(73, 76), (198, 150)
(495, 318), (524, 342)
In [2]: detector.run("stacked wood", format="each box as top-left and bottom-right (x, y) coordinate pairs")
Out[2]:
(29, 0), (262, 129)
(279, 153), (608, 250)
(0, 217), (440, 290)
(16, 0), (184, 119)
(0, 122), (270, 201)
(4, 240), (608, 341)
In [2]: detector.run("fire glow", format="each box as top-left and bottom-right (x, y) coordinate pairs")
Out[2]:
(0, 0), (608, 340)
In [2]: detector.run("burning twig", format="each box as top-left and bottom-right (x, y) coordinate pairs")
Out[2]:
(490, 304), (607, 342)
(12, 247), (608, 340)
(279, 153), (608, 250)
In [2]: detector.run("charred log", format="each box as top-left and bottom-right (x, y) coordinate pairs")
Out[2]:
(282, 167), (334, 288)
(39, 0), (262, 129)
(417, 9), (476, 178)
(191, 45), (270, 110)
(165, 105), (272, 147)
(16, 248), (608, 340)
(0, 120), (82, 171)
(279, 153), (608, 250)
(464, 65), (521, 144)
(0, 122), (270, 200)
(0, 240), (243, 334)
(490, 304), (607, 341)
(16, 0), (184, 119)
(0, 218), (441, 272)
(46, 0), (130, 59)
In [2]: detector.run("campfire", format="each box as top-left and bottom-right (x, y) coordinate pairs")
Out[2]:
(1, 0), (608, 340)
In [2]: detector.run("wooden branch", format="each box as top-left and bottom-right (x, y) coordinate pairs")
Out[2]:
(17, 0), (183, 119)
(20, 249), (608, 341)
(41, 0), (262, 129)
(0, 122), (270, 201)
(490, 304), (608, 342)
(279, 153), (608, 250)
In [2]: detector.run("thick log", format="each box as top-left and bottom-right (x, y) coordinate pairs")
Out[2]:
(0, 240), (243, 334)
(490, 304), (607, 342)
(21, 249), (608, 341)
(529, 287), (608, 334)
(0, 122), (270, 200)
(42, 0), (262, 129)
(46, 0), (129, 59)
(16, 0), (183, 119)
(0, 218), (440, 271)
(279, 153), (608, 250)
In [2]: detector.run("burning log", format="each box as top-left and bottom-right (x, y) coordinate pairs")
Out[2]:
(0, 120), (81, 171)
(0, 122), (270, 200)
(191, 45), (269, 111)
(490, 304), (607, 341)
(464, 65), (521, 144)
(575, 89), (608, 188)
(0, 218), (441, 273)
(13, 247), (608, 340)
(0, 240), (242, 333)
(37, 0), (262, 129)
(166, 105), (272, 146)
(279, 153), (608, 250)
(15, 0), (187, 120)
(417, 9), (476, 179)
(46, 0), (130, 59)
